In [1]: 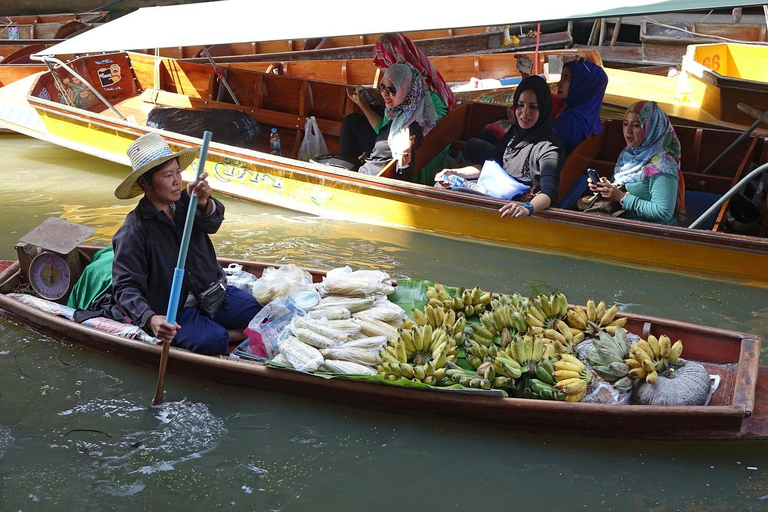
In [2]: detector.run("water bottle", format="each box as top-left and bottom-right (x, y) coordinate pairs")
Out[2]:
(444, 174), (467, 188)
(269, 127), (281, 155)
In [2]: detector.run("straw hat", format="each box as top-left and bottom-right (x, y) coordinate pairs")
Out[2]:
(115, 132), (200, 199)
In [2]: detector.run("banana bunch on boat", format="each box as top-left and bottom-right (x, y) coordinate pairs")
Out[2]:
(426, 283), (491, 318)
(465, 304), (528, 354)
(566, 299), (627, 336)
(411, 303), (467, 345)
(524, 292), (586, 354)
(519, 358), (567, 401)
(626, 334), (684, 384)
(551, 354), (595, 402)
(444, 361), (516, 390)
(377, 324), (456, 385)
(584, 329), (633, 393)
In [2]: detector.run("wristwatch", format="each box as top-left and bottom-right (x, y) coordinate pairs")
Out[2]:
(521, 202), (535, 216)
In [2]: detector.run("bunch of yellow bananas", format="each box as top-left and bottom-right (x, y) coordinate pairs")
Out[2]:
(552, 354), (594, 402)
(377, 324), (455, 385)
(411, 303), (467, 345)
(426, 283), (491, 318)
(498, 331), (555, 373)
(625, 334), (683, 384)
(528, 320), (585, 355)
(566, 299), (628, 335)
(525, 292), (568, 330)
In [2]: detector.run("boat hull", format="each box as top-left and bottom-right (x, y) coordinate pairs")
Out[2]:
(10, 91), (768, 288)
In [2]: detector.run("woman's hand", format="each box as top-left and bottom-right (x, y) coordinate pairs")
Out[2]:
(434, 169), (457, 187)
(188, 171), (212, 212)
(499, 201), (533, 218)
(346, 86), (366, 108)
(592, 177), (625, 203)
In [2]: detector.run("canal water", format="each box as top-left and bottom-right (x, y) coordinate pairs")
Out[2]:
(1, 134), (767, 511)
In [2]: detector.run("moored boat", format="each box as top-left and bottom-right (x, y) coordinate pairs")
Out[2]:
(0, 246), (765, 440)
(1, 50), (768, 286)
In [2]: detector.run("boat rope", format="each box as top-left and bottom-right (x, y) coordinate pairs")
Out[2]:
(642, 16), (768, 46)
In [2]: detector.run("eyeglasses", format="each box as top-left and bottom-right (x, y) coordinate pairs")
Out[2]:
(378, 83), (396, 96)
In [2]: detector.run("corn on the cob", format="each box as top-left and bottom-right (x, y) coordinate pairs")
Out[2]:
(278, 336), (323, 372)
(320, 347), (381, 366)
(342, 336), (388, 350)
(292, 327), (337, 349)
(292, 316), (349, 342)
(352, 313), (399, 340)
(306, 306), (351, 320)
(317, 296), (374, 313)
(321, 359), (378, 375)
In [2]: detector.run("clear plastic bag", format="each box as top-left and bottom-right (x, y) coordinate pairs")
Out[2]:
(250, 264), (316, 306)
(582, 380), (632, 405)
(223, 263), (259, 296)
(245, 295), (304, 359)
(298, 116), (329, 162)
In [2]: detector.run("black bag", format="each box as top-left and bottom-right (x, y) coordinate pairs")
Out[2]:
(197, 275), (229, 317)
(310, 153), (361, 171)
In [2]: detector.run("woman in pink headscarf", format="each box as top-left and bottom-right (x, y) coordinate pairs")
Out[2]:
(373, 33), (456, 111)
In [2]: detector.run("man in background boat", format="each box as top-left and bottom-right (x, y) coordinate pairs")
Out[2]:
(111, 133), (261, 355)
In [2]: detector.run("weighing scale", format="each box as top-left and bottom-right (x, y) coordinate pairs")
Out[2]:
(15, 218), (95, 303)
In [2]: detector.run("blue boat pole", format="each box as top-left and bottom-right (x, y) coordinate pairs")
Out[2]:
(153, 131), (213, 405)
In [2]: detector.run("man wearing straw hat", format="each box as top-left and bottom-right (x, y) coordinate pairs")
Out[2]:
(112, 133), (261, 355)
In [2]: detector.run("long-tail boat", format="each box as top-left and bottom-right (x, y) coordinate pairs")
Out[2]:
(1, 47), (767, 286)
(0, 246), (765, 440)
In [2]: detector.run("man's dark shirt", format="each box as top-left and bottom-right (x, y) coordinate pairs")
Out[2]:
(112, 191), (225, 328)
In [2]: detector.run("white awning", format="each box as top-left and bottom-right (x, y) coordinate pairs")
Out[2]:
(35, 0), (763, 56)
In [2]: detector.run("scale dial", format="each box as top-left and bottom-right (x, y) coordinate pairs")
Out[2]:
(29, 252), (72, 300)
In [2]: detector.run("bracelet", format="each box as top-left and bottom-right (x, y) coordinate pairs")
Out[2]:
(520, 202), (535, 216)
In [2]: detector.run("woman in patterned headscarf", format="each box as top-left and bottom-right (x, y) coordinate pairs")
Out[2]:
(354, 62), (439, 180)
(589, 101), (681, 225)
(373, 33), (456, 111)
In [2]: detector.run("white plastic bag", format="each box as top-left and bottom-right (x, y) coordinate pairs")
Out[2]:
(477, 159), (531, 200)
(298, 116), (329, 161)
(245, 295), (304, 359)
(223, 263), (258, 296)
(251, 264), (316, 306)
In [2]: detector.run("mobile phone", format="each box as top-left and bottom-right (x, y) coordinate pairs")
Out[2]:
(587, 168), (601, 184)
(360, 88), (376, 104)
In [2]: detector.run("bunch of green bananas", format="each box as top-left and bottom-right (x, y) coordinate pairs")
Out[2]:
(469, 306), (528, 348)
(520, 358), (567, 401)
(464, 337), (499, 369)
(526, 292), (569, 330)
(626, 334), (683, 384)
(585, 329), (633, 392)
(566, 299), (628, 336)
(445, 361), (516, 390)
(411, 303), (467, 345)
(426, 283), (491, 318)
(378, 324), (455, 385)
(528, 321), (585, 355)
(552, 354), (594, 402)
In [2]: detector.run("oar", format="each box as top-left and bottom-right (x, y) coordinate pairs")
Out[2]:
(152, 130), (213, 406)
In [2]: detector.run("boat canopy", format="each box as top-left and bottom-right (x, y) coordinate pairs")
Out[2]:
(34, 0), (766, 57)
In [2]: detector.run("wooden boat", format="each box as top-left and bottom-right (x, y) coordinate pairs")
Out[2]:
(0, 12), (107, 41)
(2, 50), (768, 286)
(214, 48), (603, 98)
(0, 247), (765, 440)
(640, 21), (767, 65)
(175, 29), (574, 64)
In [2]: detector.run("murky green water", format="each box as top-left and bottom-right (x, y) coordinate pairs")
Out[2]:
(1, 134), (767, 511)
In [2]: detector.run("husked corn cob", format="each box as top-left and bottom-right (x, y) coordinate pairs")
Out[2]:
(293, 316), (349, 341)
(321, 359), (378, 375)
(292, 327), (336, 349)
(342, 336), (388, 350)
(317, 296), (374, 313)
(320, 347), (381, 366)
(278, 336), (323, 372)
(306, 306), (351, 320)
(352, 313), (399, 340)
